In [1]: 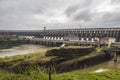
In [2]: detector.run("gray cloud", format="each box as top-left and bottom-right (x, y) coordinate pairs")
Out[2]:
(65, 0), (92, 16)
(101, 12), (120, 24)
(65, 5), (79, 17)
(111, 0), (120, 4)
(73, 10), (92, 21)
(0, 0), (120, 30)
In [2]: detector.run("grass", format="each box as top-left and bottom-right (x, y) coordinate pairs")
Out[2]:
(0, 69), (120, 80)
(50, 46), (93, 50)
(95, 47), (102, 53)
(0, 51), (54, 69)
(0, 46), (120, 80)
(0, 70), (49, 80)
(53, 70), (120, 80)
(64, 46), (93, 48)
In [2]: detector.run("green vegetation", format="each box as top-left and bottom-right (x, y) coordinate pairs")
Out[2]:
(53, 70), (120, 80)
(0, 68), (120, 80)
(95, 47), (102, 53)
(0, 39), (26, 49)
(63, 46), (93, 49)
(0, 46), (120, 80)
(0, 51), (53, 80)
(0, 70), (48, 80)
(0, 35), (16, 40)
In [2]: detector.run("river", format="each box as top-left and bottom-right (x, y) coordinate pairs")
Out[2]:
(0, 44), (48, 58)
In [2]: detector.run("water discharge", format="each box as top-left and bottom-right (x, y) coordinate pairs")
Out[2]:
(0, 44), (48, 58)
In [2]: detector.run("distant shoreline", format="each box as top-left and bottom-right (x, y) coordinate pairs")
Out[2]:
(0, 39), (27, 49)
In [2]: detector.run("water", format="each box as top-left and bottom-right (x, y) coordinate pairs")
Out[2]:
(0, 44), (48, 58)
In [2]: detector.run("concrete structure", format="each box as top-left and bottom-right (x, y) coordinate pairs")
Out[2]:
(18, 36), (35, 40)
(28, 38), (99, 47)
(0, 27), (120, 42)
(64, 36), (79, 41)
(0, 27), (119, 47)
(100, 37), (116, 47)
(103, 47), (120, 63)
(111, 42), (120, 47)
(0, 28), (120, 42)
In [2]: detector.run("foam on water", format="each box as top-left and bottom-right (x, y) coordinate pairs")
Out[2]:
(0, 44), (48, 58)
(94, 68), (109, 73)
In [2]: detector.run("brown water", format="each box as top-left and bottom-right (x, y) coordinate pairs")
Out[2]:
(0, 44), (48, 58)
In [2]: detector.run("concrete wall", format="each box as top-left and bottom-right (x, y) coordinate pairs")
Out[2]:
(64, 36), (79, 41)
(0, 28), (120, 42)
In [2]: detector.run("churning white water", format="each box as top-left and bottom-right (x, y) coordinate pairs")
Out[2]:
(94, 68), (109, 73)
(0, 44), (48, 58)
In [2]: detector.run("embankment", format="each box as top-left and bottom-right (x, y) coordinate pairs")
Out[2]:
(0, 47), (113, 73)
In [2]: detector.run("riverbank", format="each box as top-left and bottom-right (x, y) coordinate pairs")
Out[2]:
(0, 39), (27, 49)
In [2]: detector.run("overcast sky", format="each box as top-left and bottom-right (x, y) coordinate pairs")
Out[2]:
(0, 0), (120, 30)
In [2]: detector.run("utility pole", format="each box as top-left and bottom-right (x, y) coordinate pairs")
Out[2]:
(49, 71), (51, 80)
(48, 59), (52, 80)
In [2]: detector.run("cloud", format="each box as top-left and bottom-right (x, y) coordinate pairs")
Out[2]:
(73, 10), (92, 22)
(101, 12), (120, 24)
(110, 0), (120, 4)
(0, 0), (120, 30)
